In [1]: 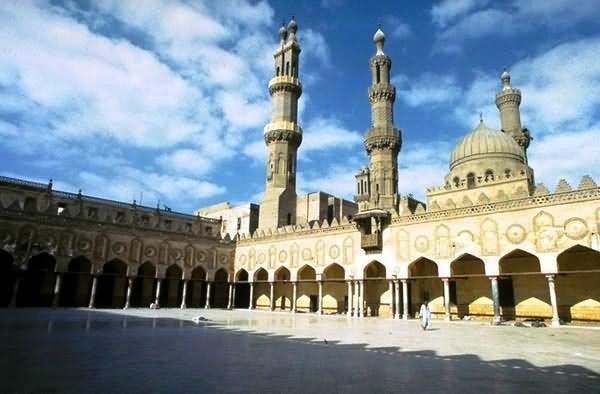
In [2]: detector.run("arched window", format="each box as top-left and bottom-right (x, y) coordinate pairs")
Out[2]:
(376, 65), (381, 83)
(504, 168), (511, 178)
(453, 177), (460, 187)
(484, 169), (494, 181)
(467, 173), (476, 189)
(286, 62), (290, 76)
(276, 66), (280, 76)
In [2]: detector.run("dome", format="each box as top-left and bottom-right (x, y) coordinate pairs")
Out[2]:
(449, 120), (524, 170)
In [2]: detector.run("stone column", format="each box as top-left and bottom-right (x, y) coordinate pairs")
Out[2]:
(180, 280), (188, 309)
(204, 281), (211, 309)
(353, 280), (359, 317)
(442, 278), (451, 321)
(346, 281), (353, 317)
(249, 282), (254, 310)
(9, 276), (22, 307)
(88, 275), (98, 309)
(292, 281), (297, 313)
(359, 280), (364, 318)
(546, 275), (560, 327)
(154, 279), (162, 307)
(401, 279), (409, 320)
(388, 280), (394, 319)
(489, 276), (501, 324)
(226, 283), (233, 309)
(317, 280), (323, 315)
(394, 280), (400, 319)
(52, 273), (62, 307)
(269, 282), (274, 311)
(231, 283), (236, 309)
(124, 278), (133, 309)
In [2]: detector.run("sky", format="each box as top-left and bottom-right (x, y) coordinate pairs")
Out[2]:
(1, 0), (599, 213)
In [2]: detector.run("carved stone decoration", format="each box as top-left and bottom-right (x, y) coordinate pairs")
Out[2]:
(144, 246), (157, 258)
(248, 248), (256, 270)
(112, 242), (126, 255)
(184, 245), (194, 267)
(534, 211), (561, 252)
(415, 235), (429, 253)
(302, 247), (312, 261)
(159, 242), (169, 265)
(196, 250), (207, 263)
(315, 240), (325, 266)
(564, 218), (588, 240)
(342, 237), (353, 265)
(481, 218), (499, 255)
(396, 230), (410, 261)
(268, 246), (276, 269)
(78, 238), (92, 253)
(238, 254), (247, 267)
(435, 225), (451, 258)
(93, 234), (109, 261)
(129, 239), (143, 264)
(59, 231), (76, 257)
(506, 224), (527, 244)
(257, 252), (266, 265)
(328, 245), (340, 260)
(454, 230), (474, 251)
(289, 243), (299, 268)
(278, 249), (288, 263)
(219, 254), (228, 265)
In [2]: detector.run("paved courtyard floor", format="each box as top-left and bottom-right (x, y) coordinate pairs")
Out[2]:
(0, 308), (599, 393)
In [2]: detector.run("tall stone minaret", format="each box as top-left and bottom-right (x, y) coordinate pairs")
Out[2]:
(495, 69), (531, 160)
(258, 18), (303, 229)
(356, 28), (402, 213)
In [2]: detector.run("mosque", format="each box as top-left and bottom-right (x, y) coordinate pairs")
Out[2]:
(1, 20), (599, 326)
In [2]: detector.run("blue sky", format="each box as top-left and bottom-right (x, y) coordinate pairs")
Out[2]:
(1, 0), (599, 213)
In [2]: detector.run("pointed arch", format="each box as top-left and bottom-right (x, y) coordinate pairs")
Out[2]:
(323, 263), (345, 280)
(297, 264), (316, 280)
(275, 266), (290, 281)
(408, 257), (439, 278)
(96, 258), (127, 308)
(364, 260), (386, 278)
(236, 268), (249, 282)
(499, 249), (540, 274)
(557, 244), (600, 272)
(131, 261), (156, 308)
(161, 264), (183, 307)
(214, 268), (229, 282)
(449, 253), (489, 319)
(59, 256), (92, 307)
(254, 267), (268, 281)
(450, 253), (485, 276)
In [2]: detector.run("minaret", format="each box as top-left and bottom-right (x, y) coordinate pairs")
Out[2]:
(258, 18), (303, 229)
(356, 28), (402, 213)
(495, 69), (531, 160)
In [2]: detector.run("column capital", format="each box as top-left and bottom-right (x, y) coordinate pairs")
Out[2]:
(545, 274), (556, 282)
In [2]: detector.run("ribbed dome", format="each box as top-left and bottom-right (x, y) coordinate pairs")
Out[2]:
(450, 120), (524, 170)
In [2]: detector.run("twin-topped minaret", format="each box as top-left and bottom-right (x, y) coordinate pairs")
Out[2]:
(355, 28), (402, 214)
(258, 18), (303, 229)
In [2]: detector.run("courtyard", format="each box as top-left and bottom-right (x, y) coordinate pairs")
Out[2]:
(0, 309), (598, 393)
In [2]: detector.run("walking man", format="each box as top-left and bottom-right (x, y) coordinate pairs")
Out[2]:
(419, 300), (431, 330)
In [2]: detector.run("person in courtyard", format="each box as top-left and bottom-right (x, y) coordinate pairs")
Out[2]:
(420, 300), (431, 330)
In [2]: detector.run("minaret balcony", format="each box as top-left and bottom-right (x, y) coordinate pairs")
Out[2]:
(361, 232), (382, 250)
(268, 76), (302, 95)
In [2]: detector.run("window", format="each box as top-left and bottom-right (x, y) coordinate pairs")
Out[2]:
(484, 169), (494, 181)
(237, 217), (241, 231)
(287, 213), (292, 225)
(185, 223), (192, 232)
(57, 202), (67, 215)
(467, 173), (476, 189)
(327, 204), (334, 223)
(376, 65), (380, 83)
(87, 207), (98, 218)
(504, 169), (511, 178)
(376, 183), (379, 193)
(116, 211), (125, 223)
(498, 278), (515, 307)
(205, 226), (213, 235)
(276, 66), (280, 76)
(24, 197), (37, 212)
(286, 61), (289, 75)
(453, 177), (460, 188)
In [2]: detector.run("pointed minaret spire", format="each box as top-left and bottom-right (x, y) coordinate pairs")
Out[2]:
(355, 27), (402, 214)
(495, 68), (531, 159)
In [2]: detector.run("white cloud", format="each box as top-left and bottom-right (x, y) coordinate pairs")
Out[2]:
(301, 117), (362, 156)
(394, 73), (462, 107)
(301, 28), (330, 67)
(298, 162), (361, 199)
(243, 140), (267, 162)
(431, 0), (489, 28)
(382, 16), (412, 39)
(433, 0), (600, 53)
(398, 142), (451, 200)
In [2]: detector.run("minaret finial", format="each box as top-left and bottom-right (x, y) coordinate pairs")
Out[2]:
(479, 112), (483, 123)
(373, 27), (385, 55)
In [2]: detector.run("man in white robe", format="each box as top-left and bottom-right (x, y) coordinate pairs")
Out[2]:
(419, 300), (431, 330)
